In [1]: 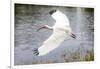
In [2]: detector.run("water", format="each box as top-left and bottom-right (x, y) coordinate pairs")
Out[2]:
(14, 4), (94, 65)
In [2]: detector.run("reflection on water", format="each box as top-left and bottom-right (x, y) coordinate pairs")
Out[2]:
(14, 4), (94, 65)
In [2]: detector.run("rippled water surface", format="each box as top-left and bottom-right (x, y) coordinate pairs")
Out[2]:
(14, 4), (94, 65)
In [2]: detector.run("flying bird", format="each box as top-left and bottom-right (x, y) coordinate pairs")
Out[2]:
(33, 10), (76, 56)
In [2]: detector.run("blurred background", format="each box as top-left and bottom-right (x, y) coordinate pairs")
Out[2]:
(14, 4), (94, 65)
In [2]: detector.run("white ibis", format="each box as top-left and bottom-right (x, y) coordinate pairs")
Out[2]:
(33, 10), (76, 56)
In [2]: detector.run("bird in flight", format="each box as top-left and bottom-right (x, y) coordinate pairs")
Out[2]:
(33, 9), (76, 56)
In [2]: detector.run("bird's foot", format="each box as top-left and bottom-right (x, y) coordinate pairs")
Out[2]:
(70, 33), (76, 39)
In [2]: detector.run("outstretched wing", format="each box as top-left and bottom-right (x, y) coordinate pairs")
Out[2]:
(51, 10), (70, 27)
(38, 28), (68, 56)
(34, 10), (72, 56)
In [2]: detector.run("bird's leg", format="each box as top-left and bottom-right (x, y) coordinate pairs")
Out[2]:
(70, 32), (76, 39)
(37, 25), (53, 31)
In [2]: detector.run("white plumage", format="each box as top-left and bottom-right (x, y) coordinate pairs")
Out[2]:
(34, 10), (76, 56)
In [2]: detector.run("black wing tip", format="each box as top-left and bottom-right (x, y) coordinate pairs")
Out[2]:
(33, 48), (39, 56)
(49, 9), (57, 15)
